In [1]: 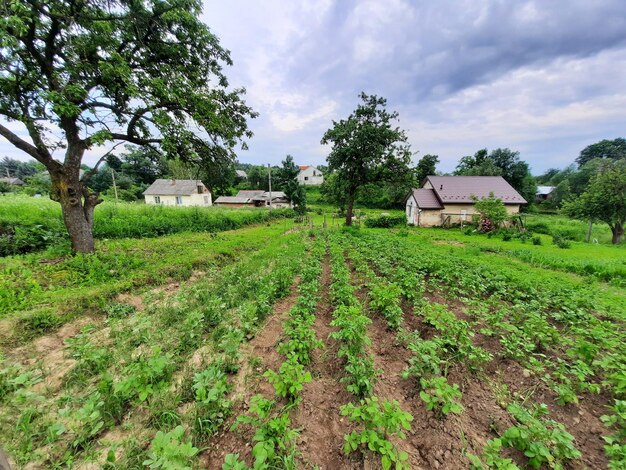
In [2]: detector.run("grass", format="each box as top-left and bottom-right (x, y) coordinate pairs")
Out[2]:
(0, 194), (294, 255)
(414, 226), (626, 287)
(0, 221), (294, 345)
(525, 213), (615, 244)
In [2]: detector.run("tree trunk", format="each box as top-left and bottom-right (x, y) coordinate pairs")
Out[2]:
(49, 167), (101, 253)
(345, 193), (355, 226)
(611, 224), (623, 244)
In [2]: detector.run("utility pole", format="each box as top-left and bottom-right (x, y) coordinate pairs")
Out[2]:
(586, 220), (593, 243)
(267, 163), (272, 210)
(111, 168), (119, 203)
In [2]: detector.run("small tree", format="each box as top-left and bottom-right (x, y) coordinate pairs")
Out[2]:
(471, 192), (508, 232)
(321, 93), (412, 225)
(563, 160), (626, 244)
(275, 155), (306, 213)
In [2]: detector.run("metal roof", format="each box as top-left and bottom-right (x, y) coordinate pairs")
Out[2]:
(235, 170), (248, 178)
(143, 179), (206, 196)
(536, 185), (555, 195)
(409, 188), (444, 209)
(236, 190), (265, 198)
(425, 176), (526, 204)
(214, 196), (252, 204)
(251, 191), (288, 202)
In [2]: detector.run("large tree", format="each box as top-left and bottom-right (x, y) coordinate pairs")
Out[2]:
(321, 93), (412, 225)
(0, 0), (255, 252)
(576, 138), (626, 167)
(563, 159), (626, 244)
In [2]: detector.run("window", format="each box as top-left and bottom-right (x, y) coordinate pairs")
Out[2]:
(197, 185), (203, 194)
(313, 170), (316, 176)
(304, 176), (309, 181)
(176, 196), (183, 205)
(154, 196), (161, 204)
(203, 196), (209, 204)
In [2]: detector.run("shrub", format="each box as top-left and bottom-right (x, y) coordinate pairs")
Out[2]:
(364, 215), (406, 228)
(532, 236), (542, 245)
(552, 235), (571, 249)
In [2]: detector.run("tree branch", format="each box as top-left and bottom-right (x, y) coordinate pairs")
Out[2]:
(0, 122), (60, 170)
(81, 142), (125, 183)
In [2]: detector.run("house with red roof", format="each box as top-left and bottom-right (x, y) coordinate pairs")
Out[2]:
(297, 165), (324, 185)
(405, 176), (526, 227)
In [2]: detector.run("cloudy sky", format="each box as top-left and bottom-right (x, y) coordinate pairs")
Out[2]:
(3, 0), (626, 174)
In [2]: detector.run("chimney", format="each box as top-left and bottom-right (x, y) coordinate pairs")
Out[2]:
(171, 178), (176, 185)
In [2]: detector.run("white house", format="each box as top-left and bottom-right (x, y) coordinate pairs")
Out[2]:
(143, 179), (212, 206)
(297, 165), (324, 185)
(405, 176), (526, 227)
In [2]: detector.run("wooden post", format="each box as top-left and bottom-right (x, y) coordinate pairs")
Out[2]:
(586, 220), (593, 243)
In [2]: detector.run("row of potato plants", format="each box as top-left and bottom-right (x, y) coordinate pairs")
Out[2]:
(347, 231), (588, 469)
(345, 237), (472, 419)
(224, 235), (325, 469)
(327, 232), (413, 470)
(353, 231), (624, 401)
(0, 234), (307, 468)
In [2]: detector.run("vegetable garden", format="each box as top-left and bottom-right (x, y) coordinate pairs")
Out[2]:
(0, 223), (624, 469)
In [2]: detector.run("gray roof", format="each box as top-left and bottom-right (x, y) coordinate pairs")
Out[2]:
(236, 190), (265, 198)
(0, 177), (25, 185)
(409, 188), (444, 209)
(536, 185), (555, 195)
(235, 170), (247, 178)
(251, 191), (289, 202)
(425, 176), (526, 204)
(143, 179), (206, 196)
(214, 196), (252, 204)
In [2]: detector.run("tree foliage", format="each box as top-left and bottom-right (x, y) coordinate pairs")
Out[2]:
(275, 155), (306, 213)
(455, 148), (536, 205)
(563, 159), (626, 244)
(471, 192), (508, 232)
(414, 154), (439, 184)
(576, 138), (626, 167)
(0, 0), (256, 252)
(0, 156), (40, 179)
(321, 93), (412, 225)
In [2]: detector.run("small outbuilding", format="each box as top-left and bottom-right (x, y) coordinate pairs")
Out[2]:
(0, 177), (25, 186)
(143, 179), (212, 206)
(214, 189), (291, 208)
(536, 185), (556, 203)
(405, 176), (526, 227)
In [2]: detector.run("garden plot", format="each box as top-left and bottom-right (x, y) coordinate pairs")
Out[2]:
(1, 226), (624, 469)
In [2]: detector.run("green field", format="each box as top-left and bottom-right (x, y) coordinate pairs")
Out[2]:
(0, 205), (625, 469)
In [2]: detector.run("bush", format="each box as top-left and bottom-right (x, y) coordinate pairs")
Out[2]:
(552, 235), (571, 249)
(0, 222), (64, 256)
(364, 215), (405, 228)
(532, 236), (542, 245)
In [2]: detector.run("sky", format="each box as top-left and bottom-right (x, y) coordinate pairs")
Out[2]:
(2, 0), (626, 175)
